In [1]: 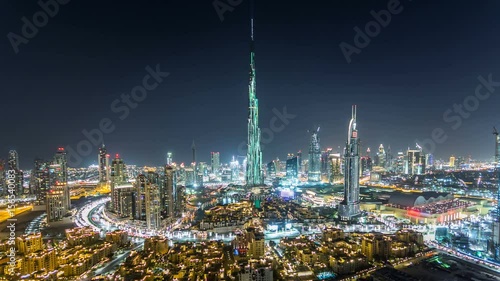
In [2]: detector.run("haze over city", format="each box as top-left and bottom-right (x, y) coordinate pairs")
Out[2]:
(2, 0), (500, 167)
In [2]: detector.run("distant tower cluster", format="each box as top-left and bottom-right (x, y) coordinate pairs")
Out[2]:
(308, 127), (321, 182)
(108, 152), (185, 230)
(245, 18), (264, 187)
(338, 105), (361, 222)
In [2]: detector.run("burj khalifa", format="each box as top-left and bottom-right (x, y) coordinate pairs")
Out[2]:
(245, 17), (263, 187)
(338, 105), (361, 222)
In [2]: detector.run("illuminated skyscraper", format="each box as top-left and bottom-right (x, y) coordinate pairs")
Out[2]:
(166, 152), (173, 165)
(98, 144), (110, 183)
(449, 155), (456, 168)
(8, 150), (23, 195)
(46, 190), (65, 222)
(266, 161), (276, 178)
(338, 105), (360, 222)
(145, 180), (161, 230)
(114, 184), (135, 218)
(245, 18), (263, 187)
(308, 127), (321, 182)
(297, 150), (303, 174)
(175, 185), (185, 217)
(494, 127), (500, 165)
(230, 156), (239, 182)
(286, 156), (299, 182)
(31, 159), (49, 204)
(395, 152), (405, 174)
(377, 144), (386, 168)
(405, 148), (425, 175)
(164, 165), (176, 218)
(211, 152), (220, 174)
(321, 148), (333, 181)
(330, 153), (343, 183)
(111, 154), (127, 212)
(135, 174), (148, 220)
(360, 156), (372, 175)
(8, 150), (19, 170)
(53, 148), (70, 210)
(386, 145), (393, 170)
(192, 140), (197, 186)
(492, 140), (500, 259)
(46, 148), (70, 222)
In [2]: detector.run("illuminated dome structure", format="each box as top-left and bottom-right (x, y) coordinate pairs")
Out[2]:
(388, 192), (454, 208)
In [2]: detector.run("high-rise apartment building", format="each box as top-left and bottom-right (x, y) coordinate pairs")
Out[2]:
(164, 165), (176, 218)
(46, 148), (70, 222)
(308, 128), (321, 182)
(8, 150), (23, 195)
(110, 154), (127, 211)
(286, 156), (299, 182)
(98, 144), (110, 184)
(211, 152), (220, 175)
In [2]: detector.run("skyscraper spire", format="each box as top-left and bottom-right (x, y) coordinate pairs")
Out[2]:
(251, 18), (254, 41)
(246, 4), (263, 187)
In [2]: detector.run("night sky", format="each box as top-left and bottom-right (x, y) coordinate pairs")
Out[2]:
(1, 0), (500, 169)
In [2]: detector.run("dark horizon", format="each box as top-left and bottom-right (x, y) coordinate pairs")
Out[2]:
(2, 0), (500, 169)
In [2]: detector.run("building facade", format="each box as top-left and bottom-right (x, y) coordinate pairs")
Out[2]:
(308, 128), (321, 182)
(338, 106), (361, 222)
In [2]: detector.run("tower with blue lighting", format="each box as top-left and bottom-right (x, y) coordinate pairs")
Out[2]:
(245, 17), (263, 187)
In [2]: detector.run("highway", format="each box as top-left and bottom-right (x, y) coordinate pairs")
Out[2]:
(0, 205), (33, 223)
(428, 241), (500, 272)
(82, 242), (144, 280)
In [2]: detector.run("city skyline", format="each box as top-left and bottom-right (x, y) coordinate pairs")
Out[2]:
(2, 1), (500, 279)
(2, 1), (500, 167)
